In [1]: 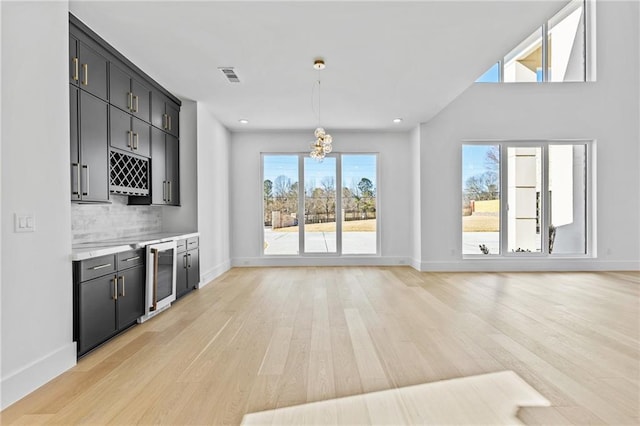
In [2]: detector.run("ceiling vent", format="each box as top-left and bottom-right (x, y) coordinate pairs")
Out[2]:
(218, 67), (240, 83)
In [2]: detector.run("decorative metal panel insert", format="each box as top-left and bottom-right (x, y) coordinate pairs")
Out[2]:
(110, 150), (149, 196)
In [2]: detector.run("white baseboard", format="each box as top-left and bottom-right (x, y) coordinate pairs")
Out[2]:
(198, 259), (232, 288)
(1, 342), (77, 410)
(231, 256), (412, 267)
(416, 259), (640, 272)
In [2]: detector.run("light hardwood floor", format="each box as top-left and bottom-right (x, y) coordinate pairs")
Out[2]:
(2, 267), (638, 425)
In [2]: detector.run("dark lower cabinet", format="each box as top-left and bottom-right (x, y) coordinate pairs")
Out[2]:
(74, 250), (145, 356)
(79, 274), (117, 354)
(176, 237), (199, 299)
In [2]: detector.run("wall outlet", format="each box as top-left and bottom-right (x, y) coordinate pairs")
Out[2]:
(14, 213), (35, 233)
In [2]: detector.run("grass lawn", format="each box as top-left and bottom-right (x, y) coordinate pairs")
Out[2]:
(463, 214), (499, 232)
(274, 219), (376, 232)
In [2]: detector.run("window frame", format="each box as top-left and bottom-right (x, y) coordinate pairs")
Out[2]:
(261, 152), (380, 257)
(462, 140), (593, 259)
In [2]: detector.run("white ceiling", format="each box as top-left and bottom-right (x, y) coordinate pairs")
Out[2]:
(69, 1), (566, 131)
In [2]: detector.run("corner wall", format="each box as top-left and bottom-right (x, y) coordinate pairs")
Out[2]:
(417, 1), (639, 271)
(1, 1), (76, 409)
(196, 102), (231, 284)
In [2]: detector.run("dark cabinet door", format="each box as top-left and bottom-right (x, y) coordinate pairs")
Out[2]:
(69, 36), (79, 85)
(70, 86), (81, 201)
(150, 127), (167, 205)
(78, 42), (108, 101)
(131, 117), (150, 158)
(131, 79), (151, 123)
(165, 134), (180, 205)
(176, 254), (189, 298)
(117, 265), (145, 329)
(150, 91), (165, 130)
(187, 249), (200, 290)
(109, 105), (133, 152)
(79, 274), (117, 354)
(166, 102), (180, 137)
(79, 91), (109, 202)
(109, 63), (132, 114)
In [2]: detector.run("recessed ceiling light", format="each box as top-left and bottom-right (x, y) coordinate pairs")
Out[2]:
(238, 119), (249, 124)
(393, 118), (403, 124)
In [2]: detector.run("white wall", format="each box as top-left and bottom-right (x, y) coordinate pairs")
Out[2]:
(229, 131), (413, 266)
(196, 102), (231, 284)
(410, 126), (422, 269)
(417, 0), (640, 271)
(1, 1), (76, 409)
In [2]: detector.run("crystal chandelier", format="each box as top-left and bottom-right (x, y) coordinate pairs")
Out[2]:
(309, 59), (333, 162)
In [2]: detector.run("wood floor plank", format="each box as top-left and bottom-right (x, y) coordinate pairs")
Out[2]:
(2, 267), (637, 425)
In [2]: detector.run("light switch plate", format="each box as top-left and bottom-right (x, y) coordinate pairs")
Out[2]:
(14, 213), (35, 233)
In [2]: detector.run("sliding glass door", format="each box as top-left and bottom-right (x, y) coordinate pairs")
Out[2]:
(263, 153), (378, 256)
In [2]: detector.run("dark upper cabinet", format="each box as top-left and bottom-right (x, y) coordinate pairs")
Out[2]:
(166, 134), (180, 205)
(147, 128), (179, 206)
(70, 87), (80, 201)
(71, 90), (109, 202)
(151, 91), (180, 137)
(109, 63), (151, 122)
(110, 106), (150, 157)
(150, 127), (167, 205)
(70, 37), (109, 102)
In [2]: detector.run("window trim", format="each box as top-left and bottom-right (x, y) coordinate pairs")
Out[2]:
(462, 139), (593, 259)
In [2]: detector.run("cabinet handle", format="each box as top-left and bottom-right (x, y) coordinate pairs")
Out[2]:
(183, 254), (187, 269)
(151, 248), (159, 311)
(167, 181), (171, 203)
(127, 92), (133, 111)
(119, 275), (126, 297)
(162, 180), (166, 201)
(72, 57), (79, 81)
(133, 95), (139, 113)
(112, 277), (118, 300)
(91, 263), (112, 270)
(127, 130), (132, 148)
(124, 256), (140, 262)
(187, 253), (191, 268)
(133, 132), (139, 150)
(168, 115), (172, 131)
(72, 163), (80, 195)
(82, 164), (89, 196)
(81, 63), (88, 86)
(163, 114), (168, 130)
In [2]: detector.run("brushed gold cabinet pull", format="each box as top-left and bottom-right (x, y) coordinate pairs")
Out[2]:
(91, 263), (112, 270)
(187, 253), (192, 268)
(113, 277), (118, 300)
(81, 63), (88, 86)
(133, 95), (139, 113)
(162, 180), (166, 201)
(183, 254), (187, 269)
(72, 57), (79, 81)
(127, 92), (133, 110)
(120, 275), (126, 297)
(167, 181), (171, 203)
(72, 163), (80, 195)
(82, 164), (89, 196)
(168, 115), (172, 131)
(133, 132), (139, 150)
(127, 130), (132, 148)
(163, 114), (168, 130)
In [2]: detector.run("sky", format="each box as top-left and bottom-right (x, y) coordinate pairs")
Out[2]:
(263, 154), (377, 191)
(462, 145), (496, 186)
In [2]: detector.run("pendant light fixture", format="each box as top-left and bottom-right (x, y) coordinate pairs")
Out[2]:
(309, 58), (333, 162)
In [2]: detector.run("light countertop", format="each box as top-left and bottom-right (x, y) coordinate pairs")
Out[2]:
(71, 231), (199, 261)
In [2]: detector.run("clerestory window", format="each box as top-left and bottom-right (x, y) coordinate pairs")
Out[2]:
(476, 0), (594, 83)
